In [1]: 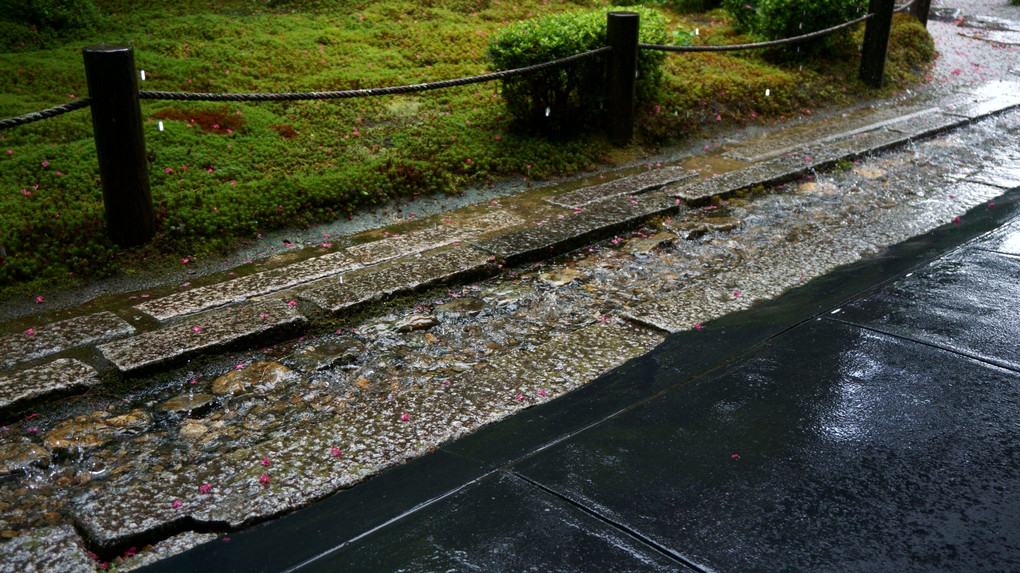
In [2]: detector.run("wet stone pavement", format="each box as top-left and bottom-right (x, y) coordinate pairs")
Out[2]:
(2, 77), (1020, 571)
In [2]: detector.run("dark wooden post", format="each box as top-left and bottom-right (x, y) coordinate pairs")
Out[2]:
(83, 45), (154, 247)
(606, 11), (639, 146)
(859, 0), (896, 88)
(910, 0), (932, 27)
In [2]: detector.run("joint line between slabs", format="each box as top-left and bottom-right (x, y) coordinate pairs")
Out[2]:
(825, 317), (1020, 375)
(507, 470), (711, 573)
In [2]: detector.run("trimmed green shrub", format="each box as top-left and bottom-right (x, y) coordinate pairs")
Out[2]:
(721, 0), (759, 33)
(487, 5), (674, 133)
(0, 0), (100, 32)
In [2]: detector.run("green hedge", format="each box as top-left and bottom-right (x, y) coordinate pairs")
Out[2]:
(724, 0), (867, 57)
(486, 5), (675, 132)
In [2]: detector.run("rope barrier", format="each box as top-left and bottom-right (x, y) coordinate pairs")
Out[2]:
(0, 1), (922, 127)
(640, 12), (873, 53)
(0, 98), (92, 130)
(138, 47), (612, 103)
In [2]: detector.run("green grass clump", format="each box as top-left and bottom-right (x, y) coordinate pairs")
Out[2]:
(0, 0), (935, 298)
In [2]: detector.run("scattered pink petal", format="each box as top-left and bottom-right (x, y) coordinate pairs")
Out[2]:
(954, 216), (961, 226)
(733, 290), (741, 297)
(25, 328), (35, 336)
(287, 300), (297, 307)
(515, 394), (525, 400)
(172, 499), (183, 508)
(35, 296), (43, 303)
(400, 413), (410, 421)
(199, 483), (212, 494)
(259, 313), (270, 319)
(191, 326), (202, 333)
(259, 473), (271, 485)
(694, 323), (703, 331)
(537, 389), (548, 397)
(988, 202), (995, 208)
(181, 258), (190, 264)
(330, 447), (342, 457)
(260, 456), (271, 467)
(731, 454), (740, 459)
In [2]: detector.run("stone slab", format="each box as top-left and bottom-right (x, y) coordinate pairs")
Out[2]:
(0, 358), (98, 413)
(885, 110), (968, 136)
(300, 247), (494, 314)
(346, 211), (522, 265)
(942, 93), (1020, 120)
(98, 300), (307, 374)
(0, 312), (134, 370)
(670, 156), (807, 205)
(546, 165), (697, 209)
(475, 193), (679, 265)
(965, 165), (1020, 190)
(972, 218), (1020, 255)
(0, 525), (96, 573)
(136, 252), (361, 321)
(725, 105), (939, 162)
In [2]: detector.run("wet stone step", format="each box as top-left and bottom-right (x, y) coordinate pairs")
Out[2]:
(300, 247), (494, 314)
(546, 165), (697, 209)
(0, 358), (99, 413)
(98, 300), (307, 374)
(943, 89), (1020, 120)
(347, 211), (522, 265)
(476, 193), (678, 265)
(671, 156), (809, 205)
(0, 311), (135, 370)
(725, 104), (938, 162)
(135, 251), (362, 322)
(886, 110), (967, 136)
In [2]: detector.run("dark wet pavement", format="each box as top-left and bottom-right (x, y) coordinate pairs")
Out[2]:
(141, 181), (1020, 571)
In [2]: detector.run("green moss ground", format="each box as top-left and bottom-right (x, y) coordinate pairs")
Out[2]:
(0, 0), (934, 298)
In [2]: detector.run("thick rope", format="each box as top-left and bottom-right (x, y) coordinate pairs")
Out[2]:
(640, 13), (874, 53)
(139, 47), (612, 103)
(0, 98), (92, 130)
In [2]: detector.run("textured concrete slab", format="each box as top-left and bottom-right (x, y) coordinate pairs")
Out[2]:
(476, 193), (678, 264)
(300, 247), (494, 314)
(346, 211), (522, 265)
(0, 359), (98, 413)
(972, 218), (1020, 255)
(943, 91), (1020, 119)
(135, 252), (361, 321)
(546, 165), (697, 209)
(0, 525), (96, 573)
(513, 320), (1020, 572)
(833, 249), (1020, 372)
(310, 472), (691, 572)
(0, 312), (134, 370)
(98, 300), (306, 374)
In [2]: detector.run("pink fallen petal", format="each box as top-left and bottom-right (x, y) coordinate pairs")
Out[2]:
(731, 454), (740, 459)
(259, 473), (271, 484)
(25, 328), (35, 336)
(199, 483), (212, 494)
(171, 499), (183, 508)
(330, 447), (342, 457)
(35, 296), (43, 303)
(260, 456), (270, 467)
(694, 323), (703, 331)
(287, 300), (297, 307)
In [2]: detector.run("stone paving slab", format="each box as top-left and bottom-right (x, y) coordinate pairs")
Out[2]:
(135, 252), (362, 322)
(966, 165), (1020, 189)
(725, 104), (939, 162)
(0, 312), (134, 370)
(885, 109), (968, 136)
(475, 193), (679, 265)
(346, 211), (522, 265)
(300, 247), (494, 314)
(0, 525), (96, 573)
(943, 84), (1020, 119)
(546, 165), (697, 209)
(98, 300), (307, 374)
(0, 358), (98, 413)
(671, 155), (809, 205)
